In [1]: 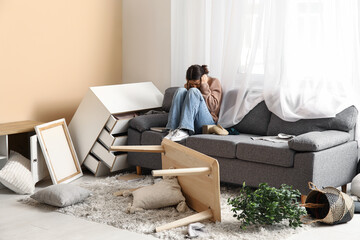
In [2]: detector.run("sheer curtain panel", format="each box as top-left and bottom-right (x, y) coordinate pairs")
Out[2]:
(171, 0), (360, 137)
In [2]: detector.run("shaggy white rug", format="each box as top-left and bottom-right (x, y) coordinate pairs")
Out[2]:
(20, 174), (311, 239)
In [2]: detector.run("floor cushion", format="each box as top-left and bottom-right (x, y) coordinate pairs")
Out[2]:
(0, 151), (34, 194)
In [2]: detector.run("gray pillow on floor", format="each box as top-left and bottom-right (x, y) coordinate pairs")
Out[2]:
(31, 184), (91, 207)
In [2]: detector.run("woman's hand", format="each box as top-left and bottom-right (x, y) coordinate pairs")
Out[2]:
(201, 74), (209, 84)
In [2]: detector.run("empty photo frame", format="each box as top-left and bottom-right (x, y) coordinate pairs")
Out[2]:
(35, 119), (83, 184)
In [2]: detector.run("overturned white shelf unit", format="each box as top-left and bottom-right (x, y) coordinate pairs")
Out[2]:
(68, 82), (163, 176)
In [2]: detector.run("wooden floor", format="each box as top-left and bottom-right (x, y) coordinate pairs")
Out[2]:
(1, 173), (360, 240)
(0, 174), (156, 240)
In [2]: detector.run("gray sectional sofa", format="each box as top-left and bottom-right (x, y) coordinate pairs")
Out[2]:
(127, 87), (359, 194)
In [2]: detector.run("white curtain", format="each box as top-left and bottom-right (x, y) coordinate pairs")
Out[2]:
(213, 0), (265, 127)
(171, 0), (360, 130)
(263, 0), (360, 122)
(171, 0), (209, 86)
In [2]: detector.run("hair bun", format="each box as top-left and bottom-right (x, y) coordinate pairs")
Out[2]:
(201, 65), (209, 74)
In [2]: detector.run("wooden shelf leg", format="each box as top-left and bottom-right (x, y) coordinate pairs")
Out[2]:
(136, 166), (142, 175)
(152, 167), (211, 177)
(341, 184), (347, 193)
(301, 195), (307, 204)
(155, 209), (213, 232)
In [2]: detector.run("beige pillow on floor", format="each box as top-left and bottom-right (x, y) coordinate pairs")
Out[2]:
(131, 177), (185, 210)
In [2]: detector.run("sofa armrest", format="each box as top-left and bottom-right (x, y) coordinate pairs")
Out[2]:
(288, 130), (351, 152)
(162, 87), (179, 112)
(129, 113), (168, 132)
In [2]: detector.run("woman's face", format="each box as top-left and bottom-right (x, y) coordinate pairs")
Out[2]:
(187, 79), (201, 88)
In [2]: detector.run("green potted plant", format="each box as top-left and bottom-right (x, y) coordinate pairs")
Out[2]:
(228, 183), (306, 229)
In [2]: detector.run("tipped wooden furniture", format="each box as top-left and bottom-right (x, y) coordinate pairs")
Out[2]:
(111, 138), (221, 232)
(0, 120), (43, 166)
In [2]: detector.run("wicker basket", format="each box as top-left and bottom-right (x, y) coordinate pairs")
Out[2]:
(304, 182), (354, 224)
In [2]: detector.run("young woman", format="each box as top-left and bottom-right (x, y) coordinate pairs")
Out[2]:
(165, 64), (222, 141)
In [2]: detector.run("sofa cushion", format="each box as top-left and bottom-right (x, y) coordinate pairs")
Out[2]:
(236, 140), (295, 167)
(162, 87), (179, 112)
(141, 131), (167, 145)
(186, 134), (258, 159)
(233, 101), (271, 136)
(129, 113), (169, 132)
(288, 130), (351, 152)
(267, 106), (358, 136)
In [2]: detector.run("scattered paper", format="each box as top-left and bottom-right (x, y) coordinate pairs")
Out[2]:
(251, 133), (295, 143)
(185, 222), (205, 238)
(150, 127), (168, 133)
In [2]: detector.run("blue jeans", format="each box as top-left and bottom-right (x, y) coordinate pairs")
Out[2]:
(166, 87), (215, 134)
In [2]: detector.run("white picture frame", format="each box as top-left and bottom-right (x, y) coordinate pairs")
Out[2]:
(35, 119), (83, 184)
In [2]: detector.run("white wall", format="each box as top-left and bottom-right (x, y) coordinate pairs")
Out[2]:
(122, 0), (171, 93)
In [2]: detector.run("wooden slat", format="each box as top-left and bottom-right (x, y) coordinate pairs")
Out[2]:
(155, 209), (213, 232)
(0, 121), (43, 135)
(113, 138), (221, 231)
(152, 167), (211, 177)
(110, 145), (164, 153)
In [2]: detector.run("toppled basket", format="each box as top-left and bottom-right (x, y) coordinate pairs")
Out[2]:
(303, 182), (355, 224)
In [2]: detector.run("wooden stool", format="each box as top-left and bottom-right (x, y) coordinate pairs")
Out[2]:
(111, 138), (221, 232)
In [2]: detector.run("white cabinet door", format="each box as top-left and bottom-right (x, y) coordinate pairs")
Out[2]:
(30, 135), (49, 184)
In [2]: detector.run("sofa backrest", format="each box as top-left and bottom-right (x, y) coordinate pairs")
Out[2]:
(267, 105), (358, 136)
(162, 87), (179, 112)
(233, 101), (272, 136)
(162, 86), (358, 137)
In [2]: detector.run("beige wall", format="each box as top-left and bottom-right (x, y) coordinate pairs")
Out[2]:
(0, 0), (122, 124)
(122, 0), (171, 93)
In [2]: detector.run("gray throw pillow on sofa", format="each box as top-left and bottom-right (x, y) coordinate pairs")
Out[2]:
(129, 113), (169, 132)
(31, 184), (91, 207)
(233, 101), (272, 136)
(267, 106), (358, 136)
(288, 130), (351, 152)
